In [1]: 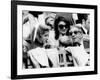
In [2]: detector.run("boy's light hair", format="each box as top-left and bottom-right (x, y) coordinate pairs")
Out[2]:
(35, 24), (50, 43)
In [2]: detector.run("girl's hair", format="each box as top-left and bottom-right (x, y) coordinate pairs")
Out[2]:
(36, 25), (49, 43)
(54, 16), (70, 40)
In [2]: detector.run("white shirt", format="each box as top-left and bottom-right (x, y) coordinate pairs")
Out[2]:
(65, 45), (89, 66)
(48, 30), (59, 48)
(28, 47), (49, 67)
(46, 48), (59, 67)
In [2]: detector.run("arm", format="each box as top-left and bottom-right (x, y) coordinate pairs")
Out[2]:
(65, 47), (88, 66)
(65, 47), (79, 66)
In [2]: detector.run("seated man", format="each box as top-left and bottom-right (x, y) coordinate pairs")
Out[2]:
(65, 24), (89, 66)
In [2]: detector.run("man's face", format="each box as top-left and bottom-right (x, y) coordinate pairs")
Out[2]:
(69, 27), (83, 43)
(58, 21), (68, 34)
(82, 15), (90, 32)
(85, 15), (90, 31)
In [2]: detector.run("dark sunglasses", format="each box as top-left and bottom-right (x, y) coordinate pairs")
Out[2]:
(58, 24), (67, 29)
(69, 31), (81, 36)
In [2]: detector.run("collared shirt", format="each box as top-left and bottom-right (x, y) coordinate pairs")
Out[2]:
(28, 47), (59, 67)
(65, 41), (89, 66)
(28, 47), (49, 67)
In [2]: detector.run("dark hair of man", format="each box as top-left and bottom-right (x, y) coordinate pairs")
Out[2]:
(76, 14), (89, 24)
(29, 11), (43, 18)
(54, 16), (70, 40)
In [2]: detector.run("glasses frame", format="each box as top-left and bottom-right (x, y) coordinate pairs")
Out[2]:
(58, 24), (68, 29)
(69, 30), (82, 36)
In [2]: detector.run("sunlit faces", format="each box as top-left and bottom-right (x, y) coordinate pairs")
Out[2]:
(58, 21), (68, 34)
(69, 26), (83, 44)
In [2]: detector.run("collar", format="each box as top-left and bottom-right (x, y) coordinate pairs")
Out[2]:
(82, 25), (88, 34)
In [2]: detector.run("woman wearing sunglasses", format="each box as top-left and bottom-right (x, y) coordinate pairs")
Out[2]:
(54, 16), (72, 48)
(54, 16), (74, 67)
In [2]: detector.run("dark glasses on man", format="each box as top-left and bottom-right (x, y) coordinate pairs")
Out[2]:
(58, 24), (67, 29)
(69, 31), (81, 36)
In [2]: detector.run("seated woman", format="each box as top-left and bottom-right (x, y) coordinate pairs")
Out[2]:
(65, 24), (89, 66)
(28, 24), (60, 68)
(53, 16), (74, 67)
(54, 16), (72, 48)
(27, 24), (50, 68)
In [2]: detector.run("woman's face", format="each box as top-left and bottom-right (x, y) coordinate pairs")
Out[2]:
(58, 21), (68, 35)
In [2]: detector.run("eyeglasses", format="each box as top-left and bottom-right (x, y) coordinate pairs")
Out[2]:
(58, 24), (67, 29)
(69, 31), (81, 36)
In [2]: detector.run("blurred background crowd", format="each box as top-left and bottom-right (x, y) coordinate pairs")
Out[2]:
(22, 10), (90, 69)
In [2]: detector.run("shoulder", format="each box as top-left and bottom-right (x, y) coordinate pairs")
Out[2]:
(28, 48), (40, 54)
(27, 48), (36, 55)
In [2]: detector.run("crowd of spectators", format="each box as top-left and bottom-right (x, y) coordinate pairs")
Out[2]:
(22, 11), (90, 69)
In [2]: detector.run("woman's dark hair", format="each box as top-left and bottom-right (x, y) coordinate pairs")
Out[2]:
(54, 16), (70, 40)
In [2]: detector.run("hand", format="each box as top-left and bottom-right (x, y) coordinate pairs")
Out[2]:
(59, 36), (72, 46)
